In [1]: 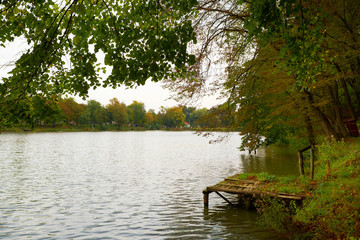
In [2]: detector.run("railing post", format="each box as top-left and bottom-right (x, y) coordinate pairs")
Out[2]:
(310, 147), (315, 180)
(298, 151), (305, 176)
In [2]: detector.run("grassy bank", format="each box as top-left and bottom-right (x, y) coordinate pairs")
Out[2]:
(236, 138), (360, 239)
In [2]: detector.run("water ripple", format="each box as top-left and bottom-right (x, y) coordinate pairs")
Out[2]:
(0, 132), (297, 239)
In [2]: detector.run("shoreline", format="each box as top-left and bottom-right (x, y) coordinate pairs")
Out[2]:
(0, 125), (237, 133)
(210, 139), (360, 240)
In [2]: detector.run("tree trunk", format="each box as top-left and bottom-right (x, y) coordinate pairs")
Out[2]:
(328, 84), (349, 138)
(348, 79), (360, 115)
(303, 90), (340, 139)
(305, 114), (315, 146)
(335, 64), (358, 120)
(340, 79), (357, 120)
(310, 147), (315, 180)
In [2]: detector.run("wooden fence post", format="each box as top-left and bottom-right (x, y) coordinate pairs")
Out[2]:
(298, 145), (311, 177)
(298, 151), (305, 176)
(310, 147), (315, 180)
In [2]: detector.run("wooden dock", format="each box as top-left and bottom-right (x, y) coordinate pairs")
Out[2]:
(203, 174), (306, 208)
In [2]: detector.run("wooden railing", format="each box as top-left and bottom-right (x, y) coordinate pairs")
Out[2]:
(298, 145), (316, 180)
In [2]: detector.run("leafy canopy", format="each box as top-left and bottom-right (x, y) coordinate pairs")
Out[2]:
(168, 0), (360, 151)
(0, 0), (197, 124)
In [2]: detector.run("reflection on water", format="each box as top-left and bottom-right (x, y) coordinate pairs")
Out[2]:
(203, 206), (281, 240)
(0, 131), (297, 239)
(240, 147), (299, 176)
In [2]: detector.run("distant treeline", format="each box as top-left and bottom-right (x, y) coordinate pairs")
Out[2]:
(9, 97), (232, 130)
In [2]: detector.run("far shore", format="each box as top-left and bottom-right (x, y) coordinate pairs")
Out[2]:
(1, 125), (237, 133)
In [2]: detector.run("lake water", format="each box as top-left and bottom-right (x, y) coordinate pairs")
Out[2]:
(0, 131), (298, 239)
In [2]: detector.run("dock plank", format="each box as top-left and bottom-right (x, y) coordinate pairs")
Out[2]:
(203, 176), (306, 207)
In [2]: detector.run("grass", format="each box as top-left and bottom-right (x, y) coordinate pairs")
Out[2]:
(291, 138), (360, 239)
(233, 172), (312, 195)
(234, 138), (360, 239)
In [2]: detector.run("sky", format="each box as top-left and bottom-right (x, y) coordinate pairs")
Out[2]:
(72, 82), (221, 111)
(0, 40), (221, 112)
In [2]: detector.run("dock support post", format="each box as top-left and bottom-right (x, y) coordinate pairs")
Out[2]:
(214, 191), (235, 207)
(203, 190), (210, 207)
(244, 196), (251, 209)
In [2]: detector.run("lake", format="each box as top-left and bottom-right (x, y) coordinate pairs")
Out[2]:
(0, 131), (298, 239)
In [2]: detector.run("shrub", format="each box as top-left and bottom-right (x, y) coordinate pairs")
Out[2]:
(256, 197), (297, 233)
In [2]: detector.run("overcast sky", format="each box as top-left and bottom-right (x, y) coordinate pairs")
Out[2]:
(0, 40), (221, 112)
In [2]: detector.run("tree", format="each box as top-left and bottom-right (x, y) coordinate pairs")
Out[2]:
(0, 0), (197, 125)
(239, 0), (360, 140)
(81, 100), (104, 127)
(200, 104), (231, 129)
(166, 0), (360, 152)
(145, 109), (159, 129)
(31, 95), (65, 127)
(162, 106), (186, 128)
(106, 98), (128, 129)
(58, 97), (85, 125)
(191, 108), (208, 128)
(181, 105), (196, 125)
(127, 100), (146, 127)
